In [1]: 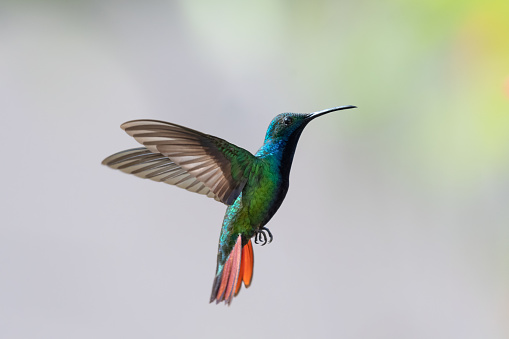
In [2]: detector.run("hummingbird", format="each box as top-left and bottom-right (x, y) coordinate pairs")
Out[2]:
(102, 105), (356, 305)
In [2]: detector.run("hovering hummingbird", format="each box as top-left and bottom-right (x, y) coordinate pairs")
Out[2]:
(102, 105), (356, 305)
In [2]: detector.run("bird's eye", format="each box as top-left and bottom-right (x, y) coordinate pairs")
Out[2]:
(283, 116), (292, 125)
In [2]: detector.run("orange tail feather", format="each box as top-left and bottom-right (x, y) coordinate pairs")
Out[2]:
(234, 239), (254, 295)
(234, 249), (245, 295)
(210, 236), (255, 305)
(223, 237), (242, 304)
(215, 251), (232, 302)
(242, 239), (254, 287)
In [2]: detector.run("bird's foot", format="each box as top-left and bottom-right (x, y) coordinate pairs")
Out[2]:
(254, 227), (273, 246)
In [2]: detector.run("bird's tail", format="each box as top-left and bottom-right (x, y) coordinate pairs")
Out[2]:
(210, 235), (254, 305)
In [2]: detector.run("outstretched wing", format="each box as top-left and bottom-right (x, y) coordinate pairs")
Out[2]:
(102, 147), (218, 199)
(103, 119), (256, 205)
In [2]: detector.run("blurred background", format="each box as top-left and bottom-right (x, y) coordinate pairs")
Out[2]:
(1, 1), (508, 338)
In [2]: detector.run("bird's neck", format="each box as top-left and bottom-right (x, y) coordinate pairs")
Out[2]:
(255, 131), (304, 179)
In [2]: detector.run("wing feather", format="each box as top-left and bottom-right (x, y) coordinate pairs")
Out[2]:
(119, 119), (257, 204)
(102, 148), (217, 198)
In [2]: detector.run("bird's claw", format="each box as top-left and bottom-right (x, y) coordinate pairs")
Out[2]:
(254, 227), (273, 246)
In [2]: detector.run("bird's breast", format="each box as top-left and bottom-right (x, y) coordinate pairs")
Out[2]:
(243, 159), (288, 228)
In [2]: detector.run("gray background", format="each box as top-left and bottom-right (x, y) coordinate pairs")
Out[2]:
(1, 1), (508, 338)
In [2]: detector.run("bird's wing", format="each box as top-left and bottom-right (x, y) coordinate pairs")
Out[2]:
(104, 119), (257, 205)
(102, 147), (219, 199)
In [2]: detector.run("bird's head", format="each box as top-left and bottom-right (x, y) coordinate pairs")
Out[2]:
(263, 105), (356, 144)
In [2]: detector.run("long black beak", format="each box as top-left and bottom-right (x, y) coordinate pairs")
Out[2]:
(306, 105), (357, 121)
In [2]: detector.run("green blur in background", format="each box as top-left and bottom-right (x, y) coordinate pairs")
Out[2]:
(1, 1), (508, 338)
